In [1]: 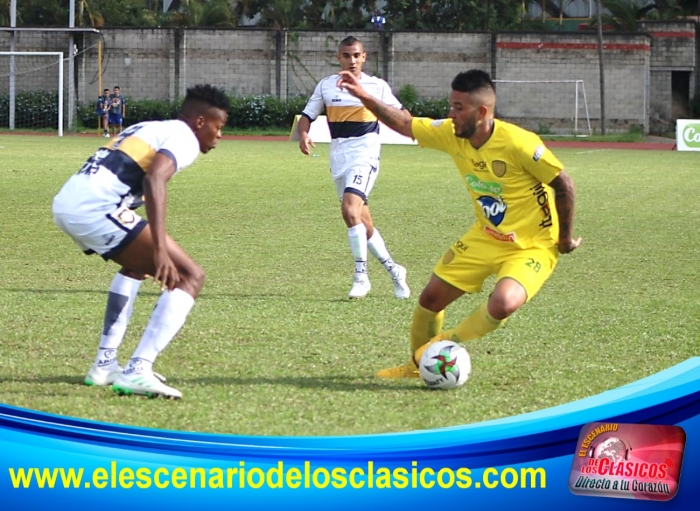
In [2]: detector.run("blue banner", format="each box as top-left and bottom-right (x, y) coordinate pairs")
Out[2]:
(2, 358), (699, 510)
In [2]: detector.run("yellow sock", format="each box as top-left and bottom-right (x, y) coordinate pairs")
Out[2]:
(410, 304), (445, 352)
(442, 302), (503, 342)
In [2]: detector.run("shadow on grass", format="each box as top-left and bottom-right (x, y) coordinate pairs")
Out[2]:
(2, 288), (354, 302)
(0, 375), (85, 385)
(182, 375), (427, 392)
(0, 375), (427, 392)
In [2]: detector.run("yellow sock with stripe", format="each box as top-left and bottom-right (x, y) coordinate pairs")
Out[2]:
(442, 302), (503, 342)
(410, 304), (445, 352)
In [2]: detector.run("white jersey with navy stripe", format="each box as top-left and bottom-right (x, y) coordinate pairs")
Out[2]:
(53, 120), (200, 216)
(302, 72), (402, 178)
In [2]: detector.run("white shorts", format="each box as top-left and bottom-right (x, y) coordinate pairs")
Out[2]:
(53, 202), (147, 260)
(333, 161), (379, 203)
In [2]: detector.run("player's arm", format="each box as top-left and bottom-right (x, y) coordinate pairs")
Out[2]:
(337, 71), (414, 138)
(548, 170), (582, 254)
(297, 114), (315, 155)
(143, 152), (179, 290)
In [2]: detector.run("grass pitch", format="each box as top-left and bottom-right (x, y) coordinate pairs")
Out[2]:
(0, 135), (697, 436)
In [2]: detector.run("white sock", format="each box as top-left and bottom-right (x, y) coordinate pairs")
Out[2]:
(367, 229), (397, 273)
(347, 223), (368, 275)
(94, 273), (142, 369)
(126, 288), (195, 373)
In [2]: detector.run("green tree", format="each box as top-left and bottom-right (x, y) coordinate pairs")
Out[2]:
(16, 0), (66, 26)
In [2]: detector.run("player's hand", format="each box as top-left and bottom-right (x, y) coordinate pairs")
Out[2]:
(152, 248), (180, 291)
(336, 71), (367, 99)
(557, 236), (582, 254)
(299, 135), (315, 155)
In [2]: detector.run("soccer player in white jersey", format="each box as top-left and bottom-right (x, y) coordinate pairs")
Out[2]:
(297, 36), (411, 300)
(52, 85), (229, 399)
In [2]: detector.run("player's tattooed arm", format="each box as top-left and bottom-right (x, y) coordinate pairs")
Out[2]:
(368, 100), (414, 138)
(549, 171), (582, 254)
(336, 71), (414, 138)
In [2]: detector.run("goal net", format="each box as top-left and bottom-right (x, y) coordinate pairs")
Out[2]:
(0, 52), (65, 135)
(493, 79), (592, 137)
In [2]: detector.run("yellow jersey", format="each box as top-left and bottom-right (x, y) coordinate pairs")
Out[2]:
(412, 117), (563, 249)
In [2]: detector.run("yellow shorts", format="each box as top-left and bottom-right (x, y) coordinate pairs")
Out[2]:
(433, 227), (558, 301)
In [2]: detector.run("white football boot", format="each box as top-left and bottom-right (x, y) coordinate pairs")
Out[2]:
(84, 363), (123, 386)
(390, 264), (410, 299)
(85, 364), (167, 387)
(112, 371), (181, 399)
(348, 274), (371, 299)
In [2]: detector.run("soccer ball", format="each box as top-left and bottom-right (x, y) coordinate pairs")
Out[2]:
(418, 340), (471, 389)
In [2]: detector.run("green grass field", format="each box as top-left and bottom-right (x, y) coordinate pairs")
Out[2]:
(0, 135), (698, 436)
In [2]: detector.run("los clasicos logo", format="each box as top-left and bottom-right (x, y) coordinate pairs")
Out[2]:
(568, 422), (685, 501)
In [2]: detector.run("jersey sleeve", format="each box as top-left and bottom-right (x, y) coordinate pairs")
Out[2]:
(155, 123), (200, 171)
(379, 80), (403, 109)
(515, 137), (565, 184)
(411, 117), (456, 152)
(301, 79), (327, 121)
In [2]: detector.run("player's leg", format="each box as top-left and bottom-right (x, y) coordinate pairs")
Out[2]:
(376, 229), (494, 378)
(336, 167), (373, 299)
(362, 206), (410, 299)
(84, 267), (145, 386)
(111, 225), (204, 398)
(488, 245), (559, 319)
(103, 114), (110, 137)
(429, 244), (558, 351)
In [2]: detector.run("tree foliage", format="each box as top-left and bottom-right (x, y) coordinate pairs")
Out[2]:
(3, 0), (699, 29)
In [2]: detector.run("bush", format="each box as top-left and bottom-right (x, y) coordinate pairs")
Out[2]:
(5, 92), (314, 131)
(394, 83), (450, 119)
(0, 90), (61, 129)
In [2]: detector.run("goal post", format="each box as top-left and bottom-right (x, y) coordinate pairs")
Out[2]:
(493, 79), (592, 137)
(0, 51), (64, 136)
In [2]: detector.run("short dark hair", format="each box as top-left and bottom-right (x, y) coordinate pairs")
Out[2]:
(114, 86), (120, 90)
(103, 88), (110, 93)
(183, 84), (230, 112)
(339, 36), (362, 49)
(451, 70), (496, 95)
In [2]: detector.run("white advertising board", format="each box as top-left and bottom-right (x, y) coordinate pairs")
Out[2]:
(676, 119), (700, 151)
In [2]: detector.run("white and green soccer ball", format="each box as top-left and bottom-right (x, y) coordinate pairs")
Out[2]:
(418, 340), (471, 389)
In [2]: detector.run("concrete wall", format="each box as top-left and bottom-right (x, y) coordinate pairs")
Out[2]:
(1, 23), (697, 134)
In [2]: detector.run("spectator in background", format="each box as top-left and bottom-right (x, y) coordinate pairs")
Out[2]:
(371, 10), (386, 30)
(110, 86), (126, 136)
(96, 88), (111, 138)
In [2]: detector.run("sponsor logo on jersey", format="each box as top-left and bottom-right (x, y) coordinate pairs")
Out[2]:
(477, 195), (507, 226)
(533, 145), (545, 161)
(466, 175), (503, 195)
(430, 119), (445, 127)
(472, 159), (488, 172)
(492, 160), (507, 177)
(331, 96), (342, 103)
(531, 183), (553, 228)
(484, 226), (516, 242)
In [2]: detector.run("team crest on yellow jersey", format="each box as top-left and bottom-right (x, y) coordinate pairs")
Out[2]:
(442, 249), (455, 265)
(492, 160), (506, 177)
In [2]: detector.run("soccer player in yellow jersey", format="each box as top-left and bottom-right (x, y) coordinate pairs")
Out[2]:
(337, 68), (582, 378)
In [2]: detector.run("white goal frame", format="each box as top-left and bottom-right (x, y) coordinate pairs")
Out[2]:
(494, 79), (592, 137)
(0, 51), (64, 136)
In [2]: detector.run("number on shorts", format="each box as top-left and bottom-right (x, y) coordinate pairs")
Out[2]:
(353, 174), (363, 185)
(525, 258), (541, 273)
